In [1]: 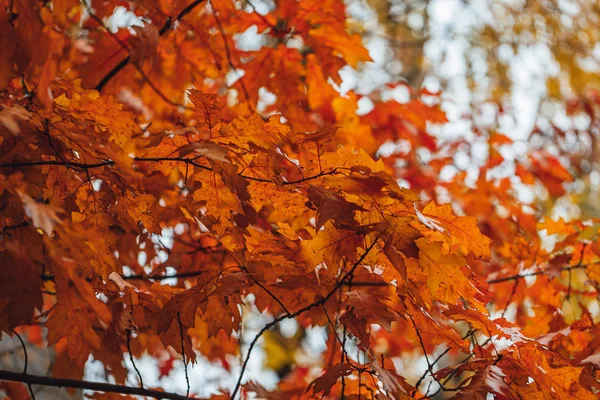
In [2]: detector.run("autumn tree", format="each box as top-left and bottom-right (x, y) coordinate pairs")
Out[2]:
(1, 0), (600, 399)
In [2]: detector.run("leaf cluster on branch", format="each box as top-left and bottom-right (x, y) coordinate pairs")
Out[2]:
(1, 0), (600, 399)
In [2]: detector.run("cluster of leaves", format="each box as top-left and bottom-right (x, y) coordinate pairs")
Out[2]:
(1, 0), (600, 399)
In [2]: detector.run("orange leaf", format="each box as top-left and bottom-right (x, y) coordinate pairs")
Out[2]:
(416, 237), (487, 310)
(416, 202), (492, 260)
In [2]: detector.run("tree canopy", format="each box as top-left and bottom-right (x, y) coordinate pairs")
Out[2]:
(1, 0), (600, 399)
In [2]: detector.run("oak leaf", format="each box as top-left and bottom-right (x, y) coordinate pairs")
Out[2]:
(415, 237), (486, 310)
(308, 186), (364, 230)
(344, 289), (397, 332)
(416, 202), (492, 260)
(306, 363), (353, 397)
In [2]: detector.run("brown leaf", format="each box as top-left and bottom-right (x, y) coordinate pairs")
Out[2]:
(308, 186), (364, 230)
(307, 363), (353, 397)
(0, 243), (42, 331)
(129, 24), (159, 65)
(344, 289), (397, 332)
(339, 309), (370, 349)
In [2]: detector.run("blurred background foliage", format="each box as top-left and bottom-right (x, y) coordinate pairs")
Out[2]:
(349, 0), (600, 219)
(364, 0), (600, 98)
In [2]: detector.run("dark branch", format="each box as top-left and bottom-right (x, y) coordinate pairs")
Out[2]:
(0, 158), (343, 186)
(322, 304), (345, 350)
(160, 0), (206, 35)
(82, 2), (195, 110)
(486, 262), (597, 284)
(501, 279), (519, 318)
(229, 236), (381, 400)
(0, 159), (114, 169)
(212, 8), (254, 111)
(126, 329), (144, 389)
(0, 369), (190, 400)
(40, 270), (206, 283)
(95, 0), (207, 91)
(239, 265), (290, 315)
(95, 58), (130, 92)
(177, 313), (190, 398)
(12, 331), (35, 399)
(412, 330), (475, 397)
(123, 270), (205, 281)
(0, 157), (209, 171)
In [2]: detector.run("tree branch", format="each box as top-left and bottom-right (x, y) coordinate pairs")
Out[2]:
(177, 312), (190, 398)
(95, 0), (207, 91)
(0, 369), (190, 400)
(0, 158), (343, 185)
(41, 270), (206, 283)
(123, 270), (205, 281)
(240, 265), (291, 315)
(212, 7), (254, 111)
(12, 331), (35, 399)
(126, 329), (144, 389)
(229, 236), (381, 400)
(486, 262), (598, 285)
(0, 156), (211, 171)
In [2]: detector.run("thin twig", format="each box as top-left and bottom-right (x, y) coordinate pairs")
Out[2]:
(340, 327), (347, 399)
(321, 302), (352, 399)
(340, 275), (355, 400)
(239, 265), (290, 315)
(486, 261), (599, 284)
(95, 0), (207, 91)
(502, 280), (519, 318)
(41, 119), (68, 166)
(441, 337), (493, 388)
(408, 314), (450, 395)
(126, 330), (144, 389)
(123, 270), (206, 281)
(321, 304), (344, 350)
(569, 244), (588, 301)
(413, 348), (448, 395)
(12, 330), (35, 399)
(410, 314), (432, 370)
(40, 270), (206, 283)
(83, 2), (196, 111)
(211, 3), (254, 111)
(424, 380), (434, 397)
(412, 329), (476, 396)
(229, 237), (381, 400)
(177, 313), (190, 398)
